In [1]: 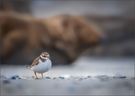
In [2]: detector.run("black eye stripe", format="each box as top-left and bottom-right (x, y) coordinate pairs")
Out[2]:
(41, 52), (49, 57)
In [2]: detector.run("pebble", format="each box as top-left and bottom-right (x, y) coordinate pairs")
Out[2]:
(113, 76), (127, 79)
(113, 74), (127, 79)
(59, 76), (65, 79)
(10, 75), (21, 80)
(95, 75), (110, 81)
(87, 76), (91, 78)
(45, 76), (51, 79)
(69, 76), (89, 80)
(53, 77), (57, 79)
(78, 78), (83, 81)
(61, 75), (71, 79)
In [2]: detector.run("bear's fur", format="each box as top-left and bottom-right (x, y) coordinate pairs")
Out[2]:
(0, 12), (104, 65)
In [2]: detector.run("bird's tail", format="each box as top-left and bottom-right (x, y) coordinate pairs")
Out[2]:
(26, 65), (31, 69)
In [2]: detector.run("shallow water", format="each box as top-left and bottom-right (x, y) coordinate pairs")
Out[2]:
(0, 78), (134, 95)
(1, 57), (134, 78)
(0, 57), (135, 95)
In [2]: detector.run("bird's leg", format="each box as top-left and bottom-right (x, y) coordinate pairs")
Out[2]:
(41, 73), (44, 78)
(34, 72), (38, 79)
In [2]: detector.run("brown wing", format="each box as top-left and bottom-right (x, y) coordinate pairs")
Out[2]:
(31, 57), (40, 67)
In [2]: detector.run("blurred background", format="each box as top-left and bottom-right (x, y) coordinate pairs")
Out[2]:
(0, 1), (135, 96)
(0, 0), (135, 65)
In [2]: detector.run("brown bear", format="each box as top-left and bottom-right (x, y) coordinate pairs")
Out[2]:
(0, 12), (105, 65)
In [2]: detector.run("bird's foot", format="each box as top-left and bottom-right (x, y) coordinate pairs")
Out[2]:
(32, 76), (38, 79)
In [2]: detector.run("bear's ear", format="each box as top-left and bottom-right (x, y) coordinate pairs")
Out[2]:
(62, 18), (69, 28)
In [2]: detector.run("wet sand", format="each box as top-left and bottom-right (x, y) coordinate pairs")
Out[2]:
(0, 57), (134, 95)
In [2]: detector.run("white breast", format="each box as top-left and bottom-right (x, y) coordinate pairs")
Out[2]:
(31, 59), (52, 73)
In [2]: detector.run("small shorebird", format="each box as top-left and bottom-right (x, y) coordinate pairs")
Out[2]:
(28, 52), (52, 79)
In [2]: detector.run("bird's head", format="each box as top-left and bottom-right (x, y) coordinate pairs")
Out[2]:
(40, 52), (50, 60)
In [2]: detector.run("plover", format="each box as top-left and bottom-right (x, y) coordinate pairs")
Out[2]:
(28, 52), (52, 79)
